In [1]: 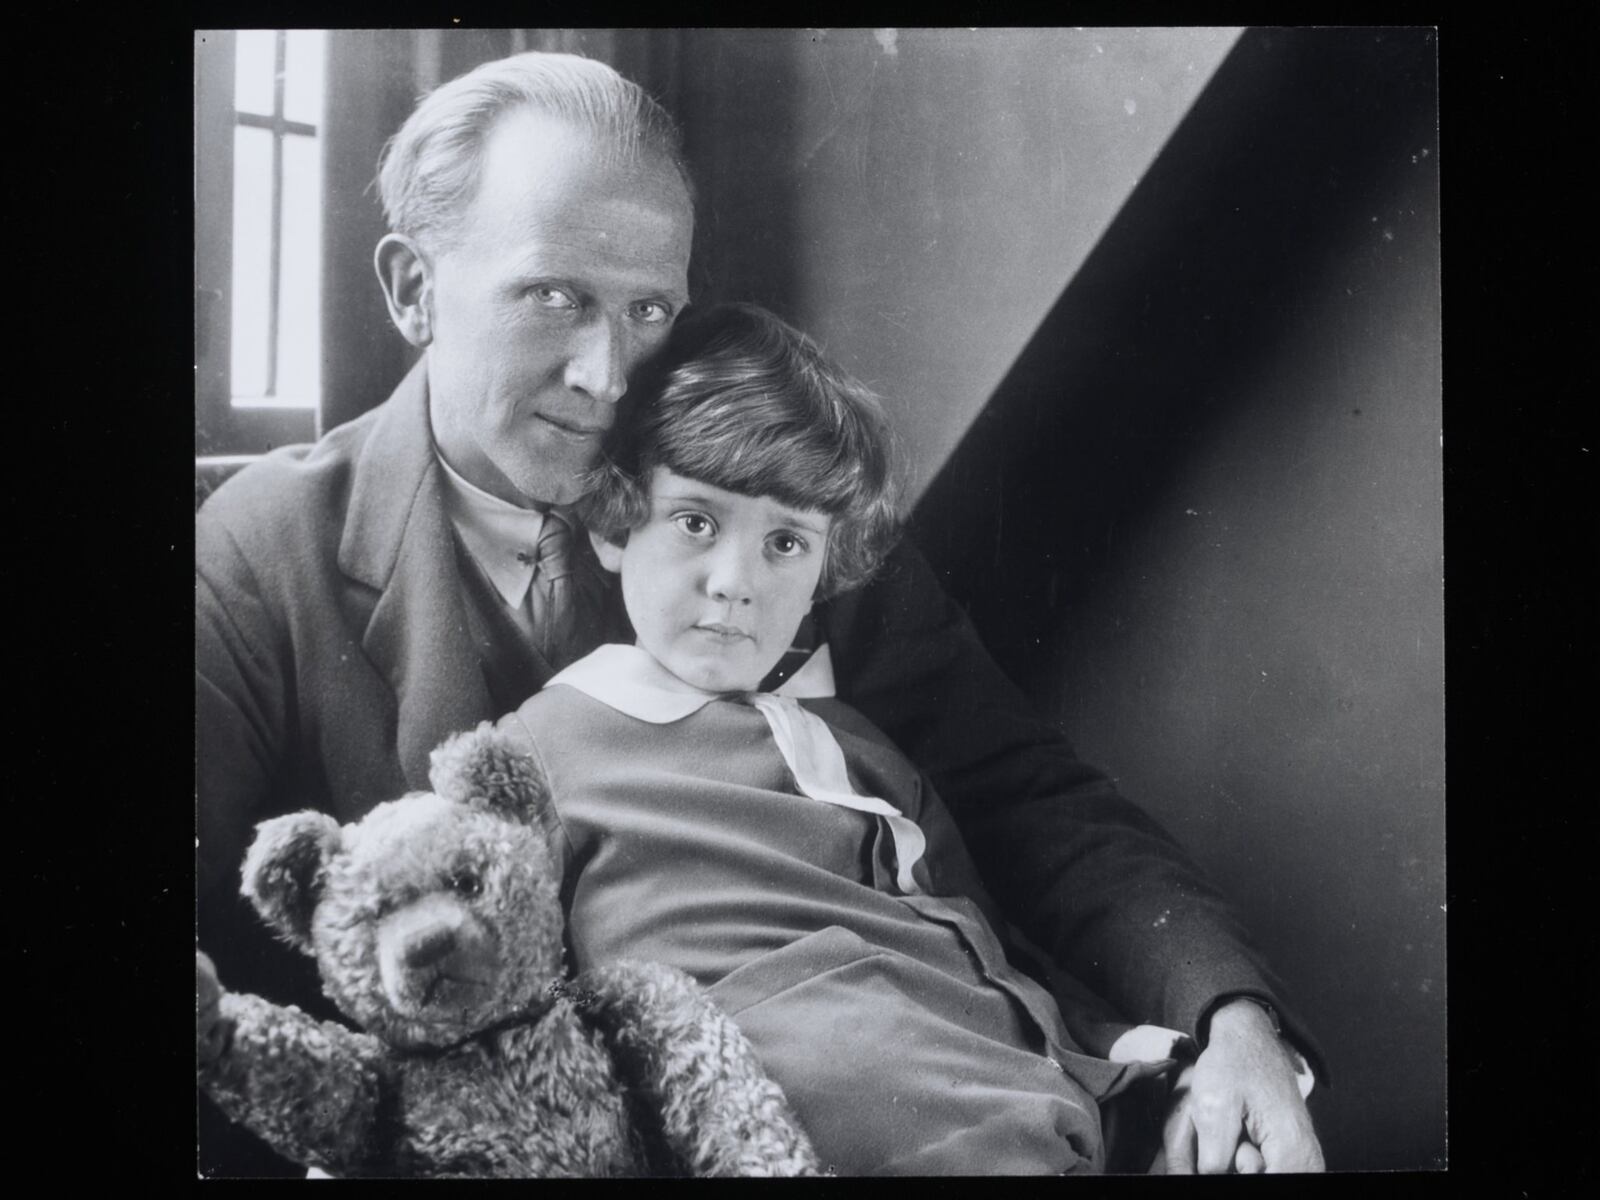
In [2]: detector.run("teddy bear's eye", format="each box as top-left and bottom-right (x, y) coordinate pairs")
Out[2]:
(447, 867), (483, 899)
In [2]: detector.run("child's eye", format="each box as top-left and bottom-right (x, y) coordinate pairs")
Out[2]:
(672, 512), (716, 538)
(768, 532), (808, 557)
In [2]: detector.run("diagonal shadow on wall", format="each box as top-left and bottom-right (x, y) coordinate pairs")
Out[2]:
(911, 27), (1438, 707)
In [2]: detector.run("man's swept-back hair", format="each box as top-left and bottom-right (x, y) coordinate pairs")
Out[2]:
(377, 50), (692, 253)
(580, 303), (901, 599)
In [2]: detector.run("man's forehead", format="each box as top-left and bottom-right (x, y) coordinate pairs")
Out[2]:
(444, 111), (692, 296)
(497, 202), (689, 278)
(474, 112), (690, 230)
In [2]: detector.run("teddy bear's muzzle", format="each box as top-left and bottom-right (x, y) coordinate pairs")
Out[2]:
(378, 894), (496, 1015)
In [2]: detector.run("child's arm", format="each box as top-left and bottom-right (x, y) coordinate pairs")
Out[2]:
(198, 951), (393, 1176)
(573, 959), (821, 1177)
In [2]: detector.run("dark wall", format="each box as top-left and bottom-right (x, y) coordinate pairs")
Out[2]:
(914, 29), (1443, 1170)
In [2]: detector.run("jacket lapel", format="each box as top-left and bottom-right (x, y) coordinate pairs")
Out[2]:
(338, 358), (494, 790)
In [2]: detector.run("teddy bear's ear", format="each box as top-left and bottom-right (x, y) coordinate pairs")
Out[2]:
(240, 811), (342, 953)
(429, 723), (550, 826)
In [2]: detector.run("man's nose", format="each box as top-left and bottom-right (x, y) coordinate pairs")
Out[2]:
(563, 316), (628, 405)
(705, 541), (757, 606)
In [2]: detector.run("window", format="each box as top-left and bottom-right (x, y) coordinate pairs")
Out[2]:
(229, 30), (326, 410)
(195, 28), (672, 480)
(195, 30), (325, 461)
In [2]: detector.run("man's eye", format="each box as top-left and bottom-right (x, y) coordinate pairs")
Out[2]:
(530, 284), (578, 309)
(768, 532), (808, 557)
(630, 300), (674, 325)
(673, 512), (715, 538)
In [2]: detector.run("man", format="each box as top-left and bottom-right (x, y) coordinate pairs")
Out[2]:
(197, 50), (1324, 1175)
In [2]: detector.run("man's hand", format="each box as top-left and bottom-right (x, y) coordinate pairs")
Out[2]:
(1160, 999), (1324, 1173)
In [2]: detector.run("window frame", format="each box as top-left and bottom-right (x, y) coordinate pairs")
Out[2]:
(195, 29), (319, 460)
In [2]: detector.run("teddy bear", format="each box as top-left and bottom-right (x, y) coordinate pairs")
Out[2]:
(196, 723), (821, 1178)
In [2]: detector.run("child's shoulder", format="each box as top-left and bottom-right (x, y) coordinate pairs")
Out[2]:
(498, 680), (619, 744)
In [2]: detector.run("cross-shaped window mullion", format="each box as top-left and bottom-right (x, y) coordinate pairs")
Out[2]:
(233, 31), (318, 399)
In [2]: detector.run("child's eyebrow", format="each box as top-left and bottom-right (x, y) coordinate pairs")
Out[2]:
(780, 513), (829, 537)
(653, 487), (719, 509)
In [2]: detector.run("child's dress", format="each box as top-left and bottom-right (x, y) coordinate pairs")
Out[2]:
(496, 643), (1176, 1174)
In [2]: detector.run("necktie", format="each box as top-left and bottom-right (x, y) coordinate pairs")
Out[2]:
(745, 692), (928, 894)
(527, 512), (576, 666)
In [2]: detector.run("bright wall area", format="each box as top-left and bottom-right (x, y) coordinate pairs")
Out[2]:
(676, 27), (1242, 496)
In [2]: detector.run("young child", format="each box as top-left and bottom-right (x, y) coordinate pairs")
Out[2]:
(492, 304), (1174, 1174)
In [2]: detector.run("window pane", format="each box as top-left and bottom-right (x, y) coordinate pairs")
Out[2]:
(229, 125), (273, 399)
(283, 30), (327, 125)
(275, 133), (323, 410)
(234, 29), (277, 116)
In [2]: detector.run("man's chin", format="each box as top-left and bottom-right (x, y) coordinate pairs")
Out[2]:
(502, 466), (592, 510)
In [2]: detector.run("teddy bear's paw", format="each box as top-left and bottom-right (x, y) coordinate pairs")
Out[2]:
(197, 950), (230, 1067)
(704, 1091), (824, 1177)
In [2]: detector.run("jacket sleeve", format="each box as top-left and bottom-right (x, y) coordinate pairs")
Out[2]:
(196, 505), (291, 905)
(196, 499), (334, 1028)
(822, 538), (1322, 1071)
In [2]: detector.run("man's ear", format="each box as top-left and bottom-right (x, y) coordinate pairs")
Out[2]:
(374, 233), (435, 348)
(589, 528), (626, 573)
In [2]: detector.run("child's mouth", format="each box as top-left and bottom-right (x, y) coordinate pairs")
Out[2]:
(695, 623), (751, 642)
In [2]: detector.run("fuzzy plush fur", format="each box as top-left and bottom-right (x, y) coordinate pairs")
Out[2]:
(197, 724), (820, 1178)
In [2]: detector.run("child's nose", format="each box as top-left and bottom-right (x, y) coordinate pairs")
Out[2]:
(705, 541), (756, 605)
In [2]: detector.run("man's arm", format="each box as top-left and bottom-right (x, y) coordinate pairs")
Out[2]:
(827, 541), (1325, 1169)
(196, 499), (335, 1027)
(197, 501), (339, 1175)
(196, 507), (290, 903)
(824, 538), (1323, 1068)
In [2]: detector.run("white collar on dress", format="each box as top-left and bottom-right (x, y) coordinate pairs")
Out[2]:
(546, 642), (837, 724)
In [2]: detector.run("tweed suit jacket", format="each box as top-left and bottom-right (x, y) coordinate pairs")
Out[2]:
(196, 355), (1320, 1071)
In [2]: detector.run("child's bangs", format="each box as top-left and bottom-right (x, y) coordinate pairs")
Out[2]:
(652, 406), (867, 518)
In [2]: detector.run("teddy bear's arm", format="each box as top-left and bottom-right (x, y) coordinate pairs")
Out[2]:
(578, 960), (821, 1177)
(201, 990), (395, 1175)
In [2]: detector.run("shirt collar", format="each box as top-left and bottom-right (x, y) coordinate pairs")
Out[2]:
(434, 450), (550, 609)
(548, 643), (837, 723)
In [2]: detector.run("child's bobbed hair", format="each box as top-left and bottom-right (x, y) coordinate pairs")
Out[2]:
(580, 303), (901, 598)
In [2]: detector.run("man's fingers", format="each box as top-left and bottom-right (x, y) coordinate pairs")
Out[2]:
(1244, 1098), (1327, 1172)
(1234, 1140), (1266, 1173)
(1161, 1109), (1198, 1175)
(1191, 1095), (1246, 1174)
(1257, 1122), (1327, 1173)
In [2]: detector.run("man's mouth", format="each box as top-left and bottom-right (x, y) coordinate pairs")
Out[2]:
(536, 413), (608, 439)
